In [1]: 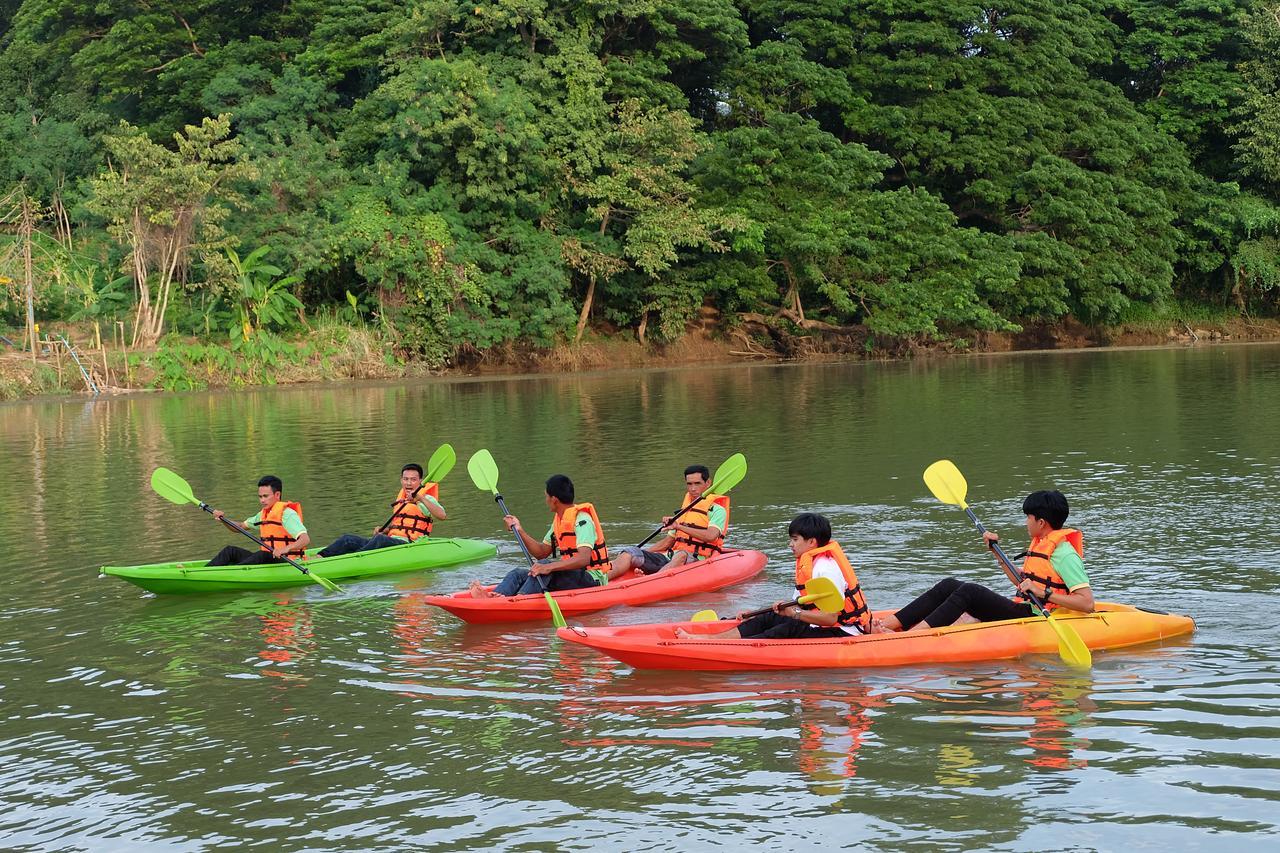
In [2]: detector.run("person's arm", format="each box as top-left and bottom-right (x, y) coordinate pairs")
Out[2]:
(504, 516), (554, 559)
(420, 495), (447, 521)
(669, 521), (722, 543)
(782, 560), (845, 626)
(212, 509), (254, 535)
(534, 545), (592, 574)
(274, 509), (309, 557)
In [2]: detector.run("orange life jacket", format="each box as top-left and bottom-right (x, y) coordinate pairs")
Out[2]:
(671, 492), (730, 560)
(1015, 527), (1083, 612)
(256, 500), (303, 553)
(386, 483), (439, 541)
(552, 502), (610, 570)
(795, 541), (872, 633)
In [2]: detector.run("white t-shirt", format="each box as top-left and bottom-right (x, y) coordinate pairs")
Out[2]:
(798, 554), (863, 635)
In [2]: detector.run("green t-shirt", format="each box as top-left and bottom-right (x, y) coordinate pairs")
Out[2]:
(247, 507), (306, 537)
(542, 511), (599, 553)
(1051, 540), (1089, 591)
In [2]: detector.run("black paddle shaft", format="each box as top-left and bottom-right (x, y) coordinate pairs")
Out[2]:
(199, 501), (313, 576)
(965, 507), (1050, 618)
(493, 493), (553, 594)
(635, 497), (708, 548)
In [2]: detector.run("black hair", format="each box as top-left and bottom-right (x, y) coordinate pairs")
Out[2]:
(257, 475), (283, 494)
(402, 463), (424, 477)
(684, 464), (711, 482)
(1022, 490), (1069, 529)
(545, 474), (575, 504)
(787, 512), (832, 546)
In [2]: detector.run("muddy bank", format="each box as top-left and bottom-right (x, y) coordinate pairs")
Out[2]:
(3, 312), (1280, 401)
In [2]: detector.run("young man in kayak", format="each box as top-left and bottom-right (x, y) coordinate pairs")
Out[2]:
(675, 512), (872, 639)
(607, 464), (729, 580)
(207, 475), (311, 566)
(468, 474), (610, 597)
(873, 490), (1094, 633)
(316, 463), (447, 557)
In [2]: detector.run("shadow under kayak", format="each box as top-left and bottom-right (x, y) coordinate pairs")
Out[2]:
(423, 549), (767, 623)
(555, 602), (1196, 671)
(101, 537), (498, 594)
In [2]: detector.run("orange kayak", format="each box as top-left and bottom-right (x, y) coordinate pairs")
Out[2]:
(555, 602), (1195, 670)
(424, 549), (767, 624)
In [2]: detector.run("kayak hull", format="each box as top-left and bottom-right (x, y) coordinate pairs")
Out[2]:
(555, 602), (1196, 670)
(102, 537), (498, 594)
(423, 549), (767, 623)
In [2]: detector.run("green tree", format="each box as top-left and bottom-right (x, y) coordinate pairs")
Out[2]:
(86, 115), (255, 347)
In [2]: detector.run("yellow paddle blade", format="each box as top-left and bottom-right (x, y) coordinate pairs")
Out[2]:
(467, 449), (499, 494)
(800, 576), (845, 613)
(690, 609), (719, 622)
(923, 459), (969, 509)
(1047, 614), (1093, 669)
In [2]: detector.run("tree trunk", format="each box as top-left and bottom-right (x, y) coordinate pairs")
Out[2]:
(637, 310), (648, 344)
(21, 195), (36, 362)
(574, 274), (596, 343)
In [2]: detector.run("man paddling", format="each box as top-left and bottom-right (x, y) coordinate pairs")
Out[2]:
(208, 475), (310, 566)
(607, 464), (730, 580)
(469, 474), (610, 597)
(317, 463), (447, 557)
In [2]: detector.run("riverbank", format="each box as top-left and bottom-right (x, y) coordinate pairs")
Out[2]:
(3, 309), (1279, 402)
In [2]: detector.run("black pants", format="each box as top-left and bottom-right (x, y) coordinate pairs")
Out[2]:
(206, 545), (285, 567)
(318, 533), (402, 558)
(893, 577), (1034, 628)
(739, 611), (849, 639)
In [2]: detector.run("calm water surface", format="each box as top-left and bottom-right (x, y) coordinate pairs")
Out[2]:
(2, 345), (1278, 850)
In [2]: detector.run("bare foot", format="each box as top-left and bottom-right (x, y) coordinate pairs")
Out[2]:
(468, 581), (496, 599)
(674, 627), (695, 639)
(954, 613), (979, 625)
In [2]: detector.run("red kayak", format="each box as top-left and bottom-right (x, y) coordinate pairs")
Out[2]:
(423, 549), (767, 624)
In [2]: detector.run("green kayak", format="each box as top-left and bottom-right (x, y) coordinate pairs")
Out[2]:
(101, 536), (497, 594)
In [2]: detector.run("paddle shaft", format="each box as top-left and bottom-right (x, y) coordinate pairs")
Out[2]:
(963, 507), (1052, 618)
(375, 485), (425, 535)
(635, 497), (708, 548)
(201, 502), (314, 577)
(493, 493), (553, 594)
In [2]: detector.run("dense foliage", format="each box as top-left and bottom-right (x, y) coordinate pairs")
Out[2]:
(2, 0), (1279, 365)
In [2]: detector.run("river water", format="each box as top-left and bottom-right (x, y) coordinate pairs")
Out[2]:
(2, 345), (1278, 850)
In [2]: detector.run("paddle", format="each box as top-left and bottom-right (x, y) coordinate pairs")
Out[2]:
(691, 576), (842, 622)
(634, 452), (748, 549)
(150, 467), (341, 593)
(466, 449), (567, 629)
(374, 443), (456, 534)
(922, 459), (1091, 668)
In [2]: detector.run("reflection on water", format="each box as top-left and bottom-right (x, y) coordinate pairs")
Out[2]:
(2, 346), (1279, 847)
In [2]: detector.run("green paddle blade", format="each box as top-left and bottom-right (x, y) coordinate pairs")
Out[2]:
(151, 467), (199, 506)
(710, 452), (748, 495)
(467, 449), (499, 494)
(690, 609), (719, 622)
(547, 593), (567, 629)
(426, 443), (456, 483)
(924, 459), (969, 509)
